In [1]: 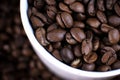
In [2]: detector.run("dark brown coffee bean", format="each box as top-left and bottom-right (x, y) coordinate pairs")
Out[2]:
(112, 60), (120, 69)
(101, 51), (117, 65)
(64, 0), (76, 5)
(86, 31), (93, 41)
(46, 5), (57, 20)
(36, 28), (49, 46)
(97, 10), (107, 23)
(93, 37), (100, 51)
(106, 0), (117, 10)
(52, 49), (63, 61)
(87, 0), (95, 16)
(83, 0), (90, 5)
(52, 42), (61, 49)
(47, 23), (58, 32)
(112, 44), (120, 52)
(101, 24), (114, 33)
(86, 18), (100, 28)
(108, 15), (120, 27)
(97, 65), (111, 72)
(45, 0), (56, 5)
(73, 21), (85, 28)
(73, 45), (82, 57)
(56, 12), (73, 28)
(76, 13), (86, 21)
(97, 0), (105, 11)
(65, 32), (77, 45)
(114, 3), (120, 16)
(70, 27), (86, 43)
(30, 15), (44, 29)
(84, 52), (98, 63)
(70, 2), (84, 13)
(47, 28), (66, 42)
(101, 47), (115, 54)
(34, 0), (44, 9)
(82, 63), (95, 71)
(71, 59), (82, 68)
(45, 44), (53, 52)
(81, 39), (92, 55)
(59, 2), (72, 13)
(108, 29), (119, 44)
(60, 46), (74, 63)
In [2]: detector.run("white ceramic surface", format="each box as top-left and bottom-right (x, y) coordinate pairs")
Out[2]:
(20, 0), (120, 80)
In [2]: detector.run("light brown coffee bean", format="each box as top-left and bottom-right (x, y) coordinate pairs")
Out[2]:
(108, 29), (119, 44)
(52, 49), (63, 61)
(108, 15), (120, 27)
(114, 3), (120, 16)
(45, 0), (56, 5)
(73, 21), (85, 28)
(73, 45), (82, 57)
(70, 2), (84, 13)
(82, 39), (92, 55)
(70, 27), (86, 43)
(71, 59), (82, 68)
(35, 28), (49, 46)
(106, 0), (117, 10)
(93, 37), (100, 51)
(60, 46), (74, 63)
(97, 10), (107, 23)
(47, 23), (58, 32)
(86, 31), (93, 41)
(84, 52), (98, 63)
(97, 0), (105, 11)
(101, 24), (114, 33)
(86, 18), (100, 28)
(64, 0), (76, 5)
(52, 42), (61, 49)
(97, 65), (111, 72)
(47, 28), (66, 42)
(65, 32), (77, 45)
(82, 63), (95, 71)
(59, 2), (72, 13)
(34, 0), (44, 9)
(112, 44), (120, 52)
(87, 0), (96, 16)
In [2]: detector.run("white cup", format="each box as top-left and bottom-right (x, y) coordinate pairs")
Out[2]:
(20, 0), (120, 80)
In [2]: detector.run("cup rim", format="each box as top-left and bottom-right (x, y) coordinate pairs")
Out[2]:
(20, 0), (120, 78)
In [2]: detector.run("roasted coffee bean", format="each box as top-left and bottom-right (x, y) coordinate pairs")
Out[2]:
(34, 0), (44, 10)
(45, 44), (53, 52)
(114, 3), (120, 16)
(70, 2), (84, 13)
(45, 0), (56, 5)
(97, 10), (107, 23)
(86, 31), (93, 41)
(59, 2), (72, 13)
(60, 46), (74, 63)
(112, 44), (120, 52)
(97, 65), (111, 72)
(47, 28), (66, 42)
(46, 5), (57, 20)
(83, 0), (90, 5)
(81, 39), (92, 55)
(47, 23), (58, 32)
(65, 32), (77, 45)
(86, 18), (100, 28)
(82, 63), (95, 71)
(108, 29), (119, 44)
(101, 47), (115, 54)
(52, 42), (61, 49)
(106, 0), (117, 10)
(93, 37), (100, 51)
(73, 45), (82, 57)
(112, 60), (120, 69)
(35, 28), (49, 46)
(70, 27), (86, 43)
(56, 12), (73, 28)
(52, 49), (63, 61)
(97, 0), (105, 11)
(101, 51), (117, 65)
(64, 0), (76, 5)
(87, 0), (95, 16)
(73, 21), (85, 28)
(83, 52), (98, 63)
(71, 59), (82, 68)
(101, 24), (113, 33)
(76, 13), (86, 21)
(108, 15), (120, 27)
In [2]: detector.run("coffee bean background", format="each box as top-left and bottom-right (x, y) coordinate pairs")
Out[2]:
(0, 0), (120, 80)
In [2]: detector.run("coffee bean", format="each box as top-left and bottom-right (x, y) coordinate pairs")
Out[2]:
(59, 2), (72, 13)
(47, 28), (66, 42)
(82, 39), (92, 55)
(114, 3), (120, 16)
(47, 23), (58, 32)
(97, 65), (111, 72)
(64, 0), (76, 5)
(97, 10), (107, 23)
(76, 13), (86, 21)
(73, 21), (85, 28)
(35, 28), (49, 46)
(52, 49), (63, 61)
(45, 0), (56, 5)
(101, 24), (113, 33)
(108, 15), (120, 27)
(82, 63), (95, 71)
(112, 60), (120, 69)
(71, 59), (82, 68)
(34, 0), (44, 10)
(70, 27), (86, 43)
(112, 44), (120, 52)
(106, 0), (117, 10)
(97, 0), (105, 11)
(73, 45), (82, 57)
(84, 52), (98, 63)
(108, 29), (119, 44)
(86, 18), (101, 28)
(70, 2), (84, 13)
(60, 46), (74, 63)
(93, 37), (100, 51)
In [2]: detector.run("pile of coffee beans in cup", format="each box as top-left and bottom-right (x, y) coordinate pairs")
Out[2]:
(28, 0), (120, 71)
